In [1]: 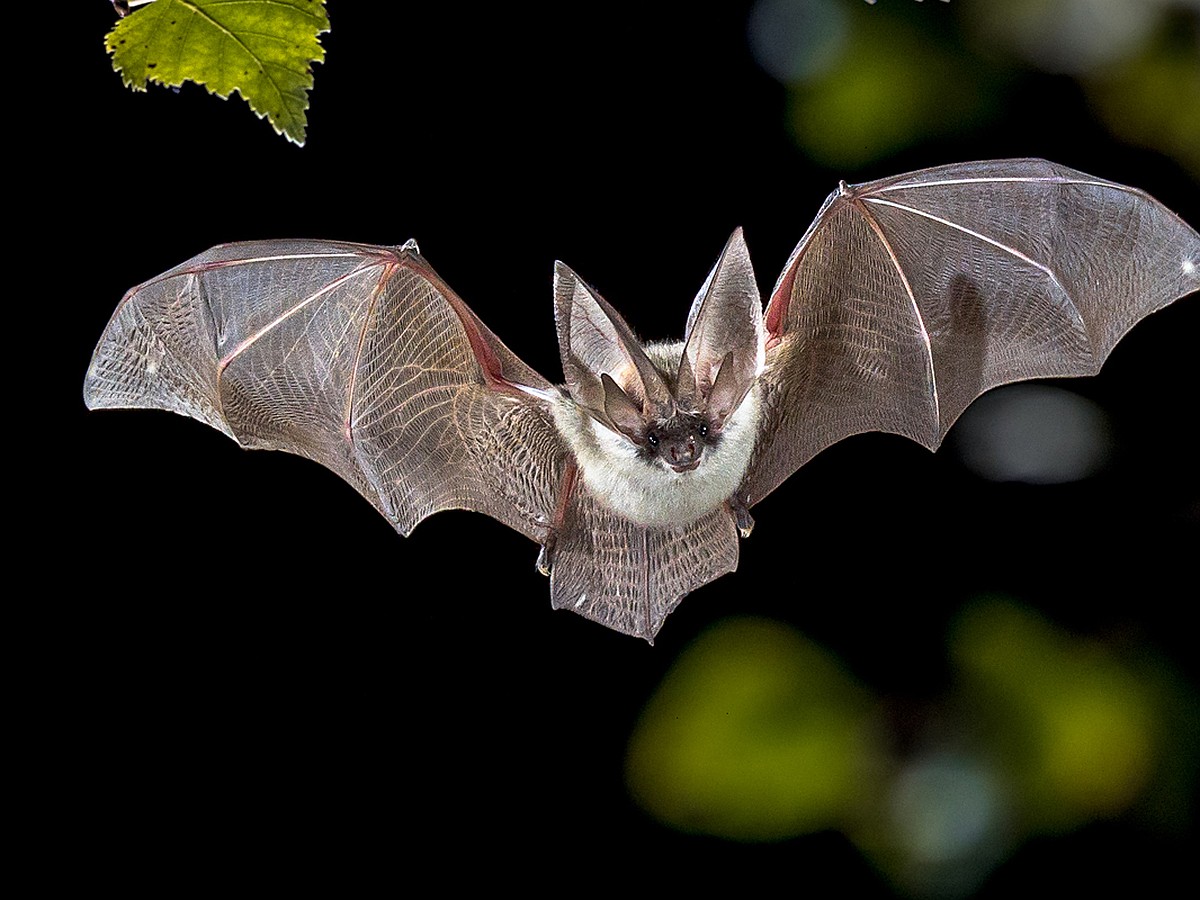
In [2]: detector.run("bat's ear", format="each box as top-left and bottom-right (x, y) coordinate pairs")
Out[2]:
(601, 373), (647, 442)
(677, 228), (764, 425)
(553, 262), (674, 420)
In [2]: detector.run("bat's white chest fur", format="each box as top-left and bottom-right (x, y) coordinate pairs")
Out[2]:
(550, 342), (761, 528)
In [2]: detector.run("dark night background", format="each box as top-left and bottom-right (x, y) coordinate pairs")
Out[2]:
(36, 1), (1198, 893)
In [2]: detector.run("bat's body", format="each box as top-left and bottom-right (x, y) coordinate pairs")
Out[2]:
(85, 160), (1199, 640)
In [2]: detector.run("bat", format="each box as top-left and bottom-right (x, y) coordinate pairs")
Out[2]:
(84, 159), (1199, 641)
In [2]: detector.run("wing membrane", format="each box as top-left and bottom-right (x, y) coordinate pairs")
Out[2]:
(744, 159), (1200, 505)
(85, 240), (563, 540)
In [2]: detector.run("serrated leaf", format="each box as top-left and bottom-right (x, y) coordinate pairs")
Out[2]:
(107, 0), (329, 146)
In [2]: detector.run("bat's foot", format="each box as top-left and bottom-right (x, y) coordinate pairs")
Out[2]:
(729, 496), (754, 538)
(536, 537), (557, 576)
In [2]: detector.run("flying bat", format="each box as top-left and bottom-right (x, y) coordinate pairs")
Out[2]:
(84, 159), (1199, 640)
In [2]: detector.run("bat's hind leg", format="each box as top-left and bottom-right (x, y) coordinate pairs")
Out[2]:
(536, 540), (556, 577)
(728, 494), (754, 538)
(536, 459), (579, 576)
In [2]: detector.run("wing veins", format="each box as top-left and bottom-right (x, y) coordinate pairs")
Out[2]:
(641, 527), (651, 639)
(863, 197), (1061, 283)
(102, 251), (364, 339)
(853, 199), (940, 430)
(871, 175), (1139, 195)
(345, 263), (394, 443)
(199, 250), (362, 267)
(218, 262), (379, 373)
(863, 197), (1088, 339)
(376, 396), (457, 477)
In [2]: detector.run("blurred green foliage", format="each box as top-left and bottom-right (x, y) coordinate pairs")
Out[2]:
(1088, 25), (1200, 178)
(625, 618), (875, 840)
(782, 4), (999, 168)
(751, 0), (1200, 176)
(951, 600), (1157, 828)
(627, 603), (1197, 896)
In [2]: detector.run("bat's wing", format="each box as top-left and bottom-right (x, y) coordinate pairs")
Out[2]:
(742, 158), (1200, 506)
(85, 240), (564, 542)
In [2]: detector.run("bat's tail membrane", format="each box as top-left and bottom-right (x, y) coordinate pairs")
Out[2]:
(549, 485), (740, 642)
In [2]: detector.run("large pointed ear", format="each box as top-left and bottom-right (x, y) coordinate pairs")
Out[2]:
(553, 262), (674, 418)
(677, 228), (764, 425)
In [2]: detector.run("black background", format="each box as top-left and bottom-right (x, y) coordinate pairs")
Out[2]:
(40, 2), (1199, 893)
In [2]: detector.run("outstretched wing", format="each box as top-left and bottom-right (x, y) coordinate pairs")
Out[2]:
(85, 240), (564, 541)
(742, 158), (1200, 506)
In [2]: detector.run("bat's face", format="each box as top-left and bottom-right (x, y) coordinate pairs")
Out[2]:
(641, 411), (712, 473)
(592, 355), (724, 474)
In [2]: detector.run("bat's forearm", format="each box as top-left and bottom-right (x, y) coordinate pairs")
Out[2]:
(537, 458), (579, 576)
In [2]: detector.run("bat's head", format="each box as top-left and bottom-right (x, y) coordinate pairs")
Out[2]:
(595, 370), (711, 472)
(554, 229), (765, 475)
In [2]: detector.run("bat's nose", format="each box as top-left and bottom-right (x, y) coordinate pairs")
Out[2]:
(668, 439), (699, 468)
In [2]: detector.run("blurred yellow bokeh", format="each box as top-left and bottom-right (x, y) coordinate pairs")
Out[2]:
(749, 0), (1200, 176)
(625, 617), (876, 840)
(627, 600), (1196, 896)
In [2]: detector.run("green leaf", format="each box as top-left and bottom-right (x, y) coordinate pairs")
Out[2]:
(106, 0), (330, 145)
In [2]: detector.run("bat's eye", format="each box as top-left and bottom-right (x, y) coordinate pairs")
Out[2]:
(697, 422), (708, 438)
(646, 433), (659, 448)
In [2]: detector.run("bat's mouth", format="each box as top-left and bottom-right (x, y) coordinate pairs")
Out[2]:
(668, 459), (701, 473)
